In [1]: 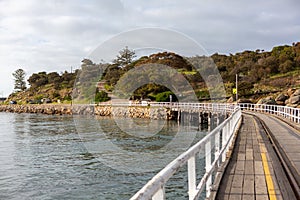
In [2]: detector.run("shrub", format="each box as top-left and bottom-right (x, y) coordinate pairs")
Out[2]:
(95, 90), (110, 103)
(155, 91), (177, 102)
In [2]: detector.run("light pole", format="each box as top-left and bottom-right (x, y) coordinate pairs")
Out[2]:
(235, 74), (238, 101)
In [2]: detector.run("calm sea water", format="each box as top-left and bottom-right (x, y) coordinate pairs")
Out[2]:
(0, 112), (207, 200)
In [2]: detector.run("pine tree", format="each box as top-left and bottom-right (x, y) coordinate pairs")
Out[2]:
(13, 69), (27, 92)
(113, 46), (136, 67)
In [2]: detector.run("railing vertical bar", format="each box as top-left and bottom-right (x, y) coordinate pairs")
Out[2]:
(215, 130), (220, 167)
(226, 119), (231, 155)
(205, 138), (212, 198)
(188, 156), (197, 200)
(221, 124), (227, 162)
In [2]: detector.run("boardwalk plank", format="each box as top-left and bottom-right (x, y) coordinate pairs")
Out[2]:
(242, 194), (254, 200)
(245, 149), (253, 161)
(228, 194), (242, 200)
(244, 160), (254, 175)
(254, 175), (267, 195)
(255, 194), (269, 200)
(237, 153), (245, 161)
(243, 175), (254, 194)
(254, 161), (264, 175)
(231, 174), (243, 190)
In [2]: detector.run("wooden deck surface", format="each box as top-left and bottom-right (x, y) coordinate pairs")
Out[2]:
(255, 113), (300, 181)
(215, 113), (299, 200)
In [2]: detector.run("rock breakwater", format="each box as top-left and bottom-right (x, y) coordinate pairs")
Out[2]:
(0, 104), (73, 115)
(0, 104), (175, 120)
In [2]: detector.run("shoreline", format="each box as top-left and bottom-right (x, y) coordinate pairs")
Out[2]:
(0, 104), (175, 120)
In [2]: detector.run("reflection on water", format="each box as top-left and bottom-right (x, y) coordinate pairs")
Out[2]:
(0, 112), (207, 199)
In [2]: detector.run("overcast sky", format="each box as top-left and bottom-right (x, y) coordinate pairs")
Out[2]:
(0, 0), (299, 97)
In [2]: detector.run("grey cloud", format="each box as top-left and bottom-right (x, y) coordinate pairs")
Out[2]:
(0, 0), (299, 96)
(89, 28), (208, 64)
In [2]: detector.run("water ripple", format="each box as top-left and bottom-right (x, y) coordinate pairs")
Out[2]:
(0, 112), (206, 199)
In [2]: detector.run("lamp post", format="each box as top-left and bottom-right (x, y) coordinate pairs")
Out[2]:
(235, 74), (238, 101)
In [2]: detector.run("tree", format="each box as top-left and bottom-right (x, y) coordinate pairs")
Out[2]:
(238, 81), (254, 96)
(27, 72), (48, 88)
(95, 89), (110, 103)
(47, 72), (61, 84)
(279, 60), (294, 73)
(113, 46), (136, 67)
(13, 69), (27, 92)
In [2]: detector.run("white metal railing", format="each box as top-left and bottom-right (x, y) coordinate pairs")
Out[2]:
(150, 102), (236, 113)
(97, 102), (237, 114)
(239, 103), (300, 124)
(130, 106), (242, 200)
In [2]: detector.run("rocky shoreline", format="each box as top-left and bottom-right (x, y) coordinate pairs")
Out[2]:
(0, 104), (175, 120)
(1, 88), (300, 119)
(253, 88), (300, 108)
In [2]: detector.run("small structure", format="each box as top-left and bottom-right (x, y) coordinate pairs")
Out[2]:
(0, 98), (7, 103)
(41, 98), (52, 104)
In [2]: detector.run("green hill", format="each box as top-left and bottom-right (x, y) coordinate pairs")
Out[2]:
(6, 42), (300, 104)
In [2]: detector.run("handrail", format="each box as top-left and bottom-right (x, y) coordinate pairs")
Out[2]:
(130, 106), (242, 200)
(97, 102), (237, 113)
(150, 102), (236, 113)
(239, 103), (300, 124)
(128, 102), (298, 199)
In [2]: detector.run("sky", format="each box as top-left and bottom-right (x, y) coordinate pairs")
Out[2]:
(0, 0), (299, 97)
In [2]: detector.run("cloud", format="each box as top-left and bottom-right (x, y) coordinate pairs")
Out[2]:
(122, 0), (300, 53)
(0, 0), (299, 96)
(0, 0), (127, 95)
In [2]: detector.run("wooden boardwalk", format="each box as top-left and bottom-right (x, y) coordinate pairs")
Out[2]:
(216, 113), (299, 200)
(255, 113), (300, 179)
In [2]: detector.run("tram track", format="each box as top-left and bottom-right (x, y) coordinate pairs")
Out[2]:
(246, 112), (300, 199)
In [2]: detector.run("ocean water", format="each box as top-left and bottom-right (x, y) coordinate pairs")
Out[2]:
(0, 112), (207, 200)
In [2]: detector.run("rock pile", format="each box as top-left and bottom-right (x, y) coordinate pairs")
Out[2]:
(257, 89), (300, 108)
(0, 104), (175, 120)
(257, 96), (276, 105)
(0, 104), (72, 114)
(283, 89), (300, 108)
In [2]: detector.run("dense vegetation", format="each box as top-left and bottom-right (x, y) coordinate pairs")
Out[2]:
(98, 42), (300, 101)
(7, 42), (300, 104)
(8, 70), (78, 103)
(212, 42), (300, 97)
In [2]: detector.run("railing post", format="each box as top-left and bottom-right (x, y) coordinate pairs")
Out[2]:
(221, 124), (227, 162)
(205, 139), (212, 198)
(284, 107), (287, 118)
(227, 119), (232, 153)
(152, 187), (165, 200)
(188, 156), (197, 199)
(293, 109), (296, 122)
(215, 130), (220, 167)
